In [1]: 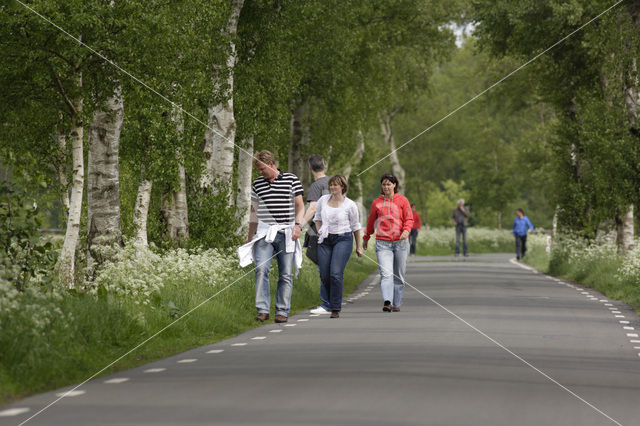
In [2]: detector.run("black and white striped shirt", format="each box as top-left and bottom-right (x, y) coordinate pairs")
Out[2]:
(251, 170), (304, 224)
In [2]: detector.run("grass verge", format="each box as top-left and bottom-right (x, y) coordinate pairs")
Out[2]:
(0, 256), (376, 405)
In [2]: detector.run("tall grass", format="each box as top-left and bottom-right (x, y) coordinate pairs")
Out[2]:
(524, 235), (640, 313)
(0, 246), (375, 404)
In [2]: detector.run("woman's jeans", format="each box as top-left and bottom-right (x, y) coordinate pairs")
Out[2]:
(253, 232), (293, 317)
(317, 232), (353, 311)
(375, 239), (409, 307)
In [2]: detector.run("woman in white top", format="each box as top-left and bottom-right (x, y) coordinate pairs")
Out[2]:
(313, 174), (363, 318)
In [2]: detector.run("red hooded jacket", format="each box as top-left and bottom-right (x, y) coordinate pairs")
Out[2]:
(363, 194), (414, 242)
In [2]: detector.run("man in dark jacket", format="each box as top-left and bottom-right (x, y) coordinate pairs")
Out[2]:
(452, 199), (470, 257)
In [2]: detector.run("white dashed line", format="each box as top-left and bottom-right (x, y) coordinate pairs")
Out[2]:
(620, 321), (630, 324)
(626, 333), (638, 338)
(144, 368), (166, 373)
(251, 336), (266, 340)
(55, 390), (85, 398)
(605, 303), (614, 306)
(104, 378), (129, 384)
(581, 292), (589, 294)
(206, 349), (224, 354)
(615, 315), (625, 318)
(612, 310), (621, 314)
(599, 299), (608, 302)
(297, 319), (309, 322)
(284, 324), (297, 327)
(0, 408), (30, 417)
(309, 314), (320, 317)
(634, 346), (640, 349)
(269, 329), (282, 333)
(232, 343), (247, 347)
(631, 339), (640, 343)
(177, 358), (198, 363)
(624, 327), (635, 330)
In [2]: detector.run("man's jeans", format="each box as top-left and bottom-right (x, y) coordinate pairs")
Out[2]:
(317, 232), (353, 311)
(253, 232), (293, 317)
(455, 224), (468, 255)
(376, 239), (409, 307)
(409, 229), (418, 255)
(515, 234), (528, 260)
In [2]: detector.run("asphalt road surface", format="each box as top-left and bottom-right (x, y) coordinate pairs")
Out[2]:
(2, 253), (640, 425)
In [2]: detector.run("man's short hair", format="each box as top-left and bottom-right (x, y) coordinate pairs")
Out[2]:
(517, 208), (525, 215)
(457, 198), (465, 204)
(307, 154), (326, 172)
(253, 150), (276, 168)
(328, 174), (348, 194)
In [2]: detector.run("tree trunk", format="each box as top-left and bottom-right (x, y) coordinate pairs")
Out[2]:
(87, 89), (124, 271)
(202, 0), (244, 194)
(354, 176), (366, 226)
(343, 130), (365, 182)
(162, 108), (189, 245)
(379, 111), (406, 191)
(552, 205), (559, 237)
(56, 70), (83, 288)
(235, 135), (254, 234)
(496, 210), (502, 230)
(161, 163), (189, 245)
(616, 205), (635, 253)
(289, 98), (310, 185)
(55, 117), (70, 221)
(133, 175), (152, 249)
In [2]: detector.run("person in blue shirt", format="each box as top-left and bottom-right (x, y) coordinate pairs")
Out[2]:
(513, 208), (534, 260)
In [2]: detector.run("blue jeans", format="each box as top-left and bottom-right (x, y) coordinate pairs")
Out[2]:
(317, 232), (353, 311)
(253, 232), (293, 317)
(455, 224), (467, 255)
(375, 239), (409, 307)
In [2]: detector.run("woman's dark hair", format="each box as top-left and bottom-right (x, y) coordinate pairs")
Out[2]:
(380, 173), (399, 193)
(517, 208), (525, 215)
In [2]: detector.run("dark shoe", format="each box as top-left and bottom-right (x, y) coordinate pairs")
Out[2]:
(383, 300), (391, 312)
(330, 310), (340, 318)
(255, 313), (270, 322)
(391, 306), (400, 312)
(274, 315), (288, 323)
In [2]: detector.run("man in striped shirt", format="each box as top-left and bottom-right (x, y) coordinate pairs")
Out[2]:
(248, 150), (305, 323)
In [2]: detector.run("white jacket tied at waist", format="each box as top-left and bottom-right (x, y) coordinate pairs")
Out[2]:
(237, 222), (303, 269)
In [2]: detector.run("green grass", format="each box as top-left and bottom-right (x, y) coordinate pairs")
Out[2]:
(523, 243), (640, 315)
(0, 256), (376, 405)
(415, 227), (523, 256)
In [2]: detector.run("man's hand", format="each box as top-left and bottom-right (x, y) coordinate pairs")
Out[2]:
(292, 224), (301, 241)
(400, 230), (410, 240)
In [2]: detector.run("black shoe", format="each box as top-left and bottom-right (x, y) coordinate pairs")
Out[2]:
(383, 300), (391, 312)
(391, 306), (400, 312)
(330, 310), (340, 318)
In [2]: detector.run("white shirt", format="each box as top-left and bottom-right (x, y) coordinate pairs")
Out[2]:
(314, 194), (361, 243)
(237, 221), (302, 269)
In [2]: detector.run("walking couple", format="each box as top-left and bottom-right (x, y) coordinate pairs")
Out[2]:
(238, 150), (412, 323)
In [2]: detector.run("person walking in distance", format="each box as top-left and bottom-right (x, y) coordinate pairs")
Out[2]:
(363, 173), (413, 312)
(246, 150), (304, 324)
(452, 198), (470, 258)
(301, 155), (332, 315)
(513, 208), (534, 260)
(409, 203), (421, 256)
(314, 175), (363, 318)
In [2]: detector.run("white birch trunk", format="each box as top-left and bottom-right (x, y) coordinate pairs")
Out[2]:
(56, 119), (70, 220)
(343, 130), (365, 182)
(355, 177), (366, 226)
(202, 0), (244, 194)
(289, 99), (310, 184)
(617, 205), (635, 253)
(56, 67), (83, 288)
(87, 89), (124, 268)
(235, 135), (254, 235)
(163, 108), (189, 244)
(133, 177), (152, 248)
(379, 111), (406, 191)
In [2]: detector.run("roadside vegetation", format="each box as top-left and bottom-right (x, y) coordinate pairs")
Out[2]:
(524, 236), (640, 314)
(0, 231), (375, 404)
(415, 227), (526, 256)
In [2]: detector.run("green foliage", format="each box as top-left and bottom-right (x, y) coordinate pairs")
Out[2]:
(0, 181), (58, 291)
(423, 180), (469, 227)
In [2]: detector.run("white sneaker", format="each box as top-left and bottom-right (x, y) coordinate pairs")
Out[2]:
(310, 306), (330, 314)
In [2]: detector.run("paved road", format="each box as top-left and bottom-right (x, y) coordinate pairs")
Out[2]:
(2, 254), (640, 425)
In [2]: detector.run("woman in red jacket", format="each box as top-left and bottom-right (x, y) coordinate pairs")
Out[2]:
(363, 173), (413, 312)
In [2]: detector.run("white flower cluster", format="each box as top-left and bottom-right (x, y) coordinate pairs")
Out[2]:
(416, 227), (521, 248)
(90, 244), (237, 304)
(617, 241), (640, 283)
(0, 278), (69, 333)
